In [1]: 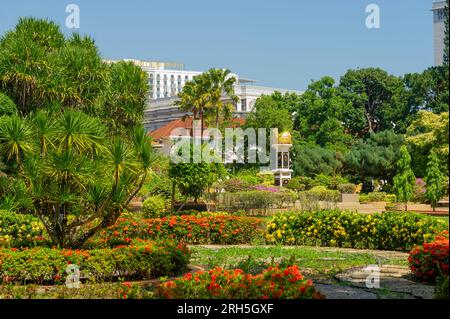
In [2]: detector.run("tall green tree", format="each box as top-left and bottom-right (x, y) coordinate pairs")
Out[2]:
(406, 111), (449, 176)
(339, 68), (408, 134)
(393, 146), (416, 211)
(293, 76), (362, 149)
(245, 94), (293, 133)
(424, 151), (445, 211)
(404, 67), (449, 114)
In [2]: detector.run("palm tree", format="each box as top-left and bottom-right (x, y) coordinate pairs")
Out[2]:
(175, 75), (212, 152)
(204, 68), (239, 129)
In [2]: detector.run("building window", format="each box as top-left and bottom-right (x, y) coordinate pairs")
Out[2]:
(241, 99), (247, 111)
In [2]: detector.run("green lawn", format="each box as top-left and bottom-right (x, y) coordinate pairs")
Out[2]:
(190, 245), (408, 280)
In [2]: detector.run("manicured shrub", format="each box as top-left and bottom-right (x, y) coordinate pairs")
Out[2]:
(359, 192), (396, 203)
(157, 266), (322, 299)
(298, 186), (340, 202)
(95, 214), (264, 246)
(266, 210), (448, 251)
(408, 232), (449, 282)
(218, 191), (297, 212)
(313, 174), (349, 190)
(218, 178), (252, 193)
(0, 210), (48, 247)
(337, 183), (357, 194)
(0, 240), (190, 285)
(142, 196), (166, 218)
(286, 178), (306, 191)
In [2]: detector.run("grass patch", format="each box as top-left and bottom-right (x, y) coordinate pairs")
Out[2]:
(190, 246), (408, 280)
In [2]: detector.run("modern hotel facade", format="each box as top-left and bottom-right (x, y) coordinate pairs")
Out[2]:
(432, 0), (446, 66)
(106, 59), (302, 132)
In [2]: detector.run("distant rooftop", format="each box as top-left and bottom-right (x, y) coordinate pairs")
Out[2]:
(104, 59), (184, 70)
(432, 0), (446, 10)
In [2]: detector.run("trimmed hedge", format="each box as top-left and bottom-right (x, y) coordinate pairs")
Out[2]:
(0, 240), (190, 285)
(94, 214), (264, 246)
(298, 186), (340, 202)
(218, 191), (298, 211)
(266, 210), (448, 251)
(408, 232), (449, 282)
(0, 210), (48, 247)
(157, 265), (322, 299)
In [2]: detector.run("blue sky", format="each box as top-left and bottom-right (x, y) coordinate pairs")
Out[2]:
(0, 0), (436, 90)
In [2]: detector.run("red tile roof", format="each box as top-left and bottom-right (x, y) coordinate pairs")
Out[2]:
(149, 117), (246, 141)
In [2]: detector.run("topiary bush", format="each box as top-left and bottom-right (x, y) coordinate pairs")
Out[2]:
(218, 190), (298, 212)
(142, 195), (167, 218)
(337, 183), (357, 194)
(266, 210), (448, 251)
(298, 186), (340, 202)
(0, 240), (190, 285)
(286, 177), (306, 191)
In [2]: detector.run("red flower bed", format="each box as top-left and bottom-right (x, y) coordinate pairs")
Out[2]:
(408, 231), (449, 282)
(94, 214), (263, 246)
(157, 266), (323, 299)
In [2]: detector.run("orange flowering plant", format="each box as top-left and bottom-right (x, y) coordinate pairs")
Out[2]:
(94, 213), (264, 246)
(157, 266), (323, 299)
(408, 231), (449, 282)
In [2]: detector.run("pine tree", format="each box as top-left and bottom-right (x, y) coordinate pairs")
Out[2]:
(424, 151), (445, 211)
(393, 146), (416, 211)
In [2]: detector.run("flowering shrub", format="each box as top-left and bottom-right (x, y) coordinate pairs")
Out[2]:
(266, 210), (448, 251)
(408, 231), (449, 282)
(157, 266), (323, 299)
(0, 240), (190, 284)
(94, 214), (263, 246)
(0, 210), (48, 247)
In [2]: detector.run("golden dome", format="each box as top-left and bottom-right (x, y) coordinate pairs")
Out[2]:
(278, 132), (292, 144)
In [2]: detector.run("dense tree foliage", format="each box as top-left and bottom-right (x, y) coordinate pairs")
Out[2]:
(406, 111), (449, 177)
(0, 17), (148, 133)
(0, 18), (152, 247)
(344, 130), (404, 186)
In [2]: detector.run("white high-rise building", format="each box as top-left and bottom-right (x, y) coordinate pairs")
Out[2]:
(432, 1), (446, 66)
(106, 59), (302, 132)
